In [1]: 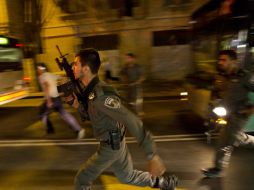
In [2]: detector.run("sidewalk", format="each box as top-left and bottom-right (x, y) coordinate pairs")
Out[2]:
(0, 80), (187, 108)
(27, 80), (187, 98)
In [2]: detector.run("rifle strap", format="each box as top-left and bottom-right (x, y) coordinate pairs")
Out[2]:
(81, 76), (100, 110)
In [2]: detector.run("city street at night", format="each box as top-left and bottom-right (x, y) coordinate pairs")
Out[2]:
(0, 92), (254, 190)
(1, 0), (254, 189)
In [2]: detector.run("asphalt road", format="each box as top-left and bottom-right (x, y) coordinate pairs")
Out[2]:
(0, 98), (205, 140)
(0, 82), (191, 139)
(0, 98), (253, 189)
(0, 139), (253, 190)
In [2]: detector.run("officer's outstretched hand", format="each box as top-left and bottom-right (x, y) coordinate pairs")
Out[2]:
(148, 154), (166, 176)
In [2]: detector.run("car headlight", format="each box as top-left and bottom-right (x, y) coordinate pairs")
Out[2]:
(213, 107), (227, 117)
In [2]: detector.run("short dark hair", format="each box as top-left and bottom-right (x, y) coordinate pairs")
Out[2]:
(76, 48), (101, 74)
(219, 50), (237, 60)
(126, 53), (136, 58)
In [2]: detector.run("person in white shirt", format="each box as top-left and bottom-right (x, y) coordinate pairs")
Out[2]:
(37, 63), (85, 139)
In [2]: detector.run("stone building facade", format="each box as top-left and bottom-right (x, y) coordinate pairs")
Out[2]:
(1, 0), (208, 83)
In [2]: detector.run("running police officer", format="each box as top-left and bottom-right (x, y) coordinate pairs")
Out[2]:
(69, 48), (178, 190)
(202, 49), (254, 178)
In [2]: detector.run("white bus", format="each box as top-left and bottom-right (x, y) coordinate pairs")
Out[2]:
(0, 36), (28, 105)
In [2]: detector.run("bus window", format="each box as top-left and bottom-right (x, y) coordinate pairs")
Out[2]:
(0, 36), (28, 105)
(185, 0), (254, 125)
(0, 48), (23, 71)
(190, 0), (252, 76)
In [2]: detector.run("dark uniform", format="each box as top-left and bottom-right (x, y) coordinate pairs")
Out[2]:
(211, 73), (230, 99)
(75, 76), (161, 190)
(211, 71), (254, 170)
(121, 63), (143, 114)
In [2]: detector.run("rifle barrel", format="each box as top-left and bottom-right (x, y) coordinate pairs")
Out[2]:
(56, 45), (63, 57)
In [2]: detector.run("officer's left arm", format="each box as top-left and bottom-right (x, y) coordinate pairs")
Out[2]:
(94, 95), (156, 160)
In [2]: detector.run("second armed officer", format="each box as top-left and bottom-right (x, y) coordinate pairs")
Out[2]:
(202, 49), (254, 178)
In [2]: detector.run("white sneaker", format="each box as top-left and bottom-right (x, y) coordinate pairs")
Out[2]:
(236, 132), (254, 146)
(77, 129), (85, 140)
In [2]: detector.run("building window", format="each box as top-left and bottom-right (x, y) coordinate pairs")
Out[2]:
(153, 30), (190, 46)
(82, 34), (119, 50)
(164, 0), (191, 7)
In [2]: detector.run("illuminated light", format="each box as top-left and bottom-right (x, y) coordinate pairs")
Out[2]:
(180, 92), (188, 96)
(231, 39), (240, 46)
(237, 44), (246, 48)
(213, 107), (227, 117)
(15, 43), (24, 47)
(216, 118), (227, 125)
(23, 76), (31, 81)
(189, 20), (197, 24)
(180, 98), (188, 101)
(0, 37), (9, 45)
(0, 90), (28, 105)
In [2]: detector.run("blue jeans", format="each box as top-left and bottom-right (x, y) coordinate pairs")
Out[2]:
(39, 97), (81, 133)
(74, 140), (152, 190)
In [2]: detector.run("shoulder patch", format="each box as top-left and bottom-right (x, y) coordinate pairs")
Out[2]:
(104, 96), (121, 109)
(88, 92), (95, 100)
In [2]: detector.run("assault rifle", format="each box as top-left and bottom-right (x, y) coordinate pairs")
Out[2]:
(55, 45), (88, 120)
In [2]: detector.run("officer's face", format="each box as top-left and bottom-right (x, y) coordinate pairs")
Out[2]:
(73, 56), (84, 79)
(218, 54), (234, 73)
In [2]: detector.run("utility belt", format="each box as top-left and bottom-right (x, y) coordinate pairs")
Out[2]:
(101, 127), (126, 150)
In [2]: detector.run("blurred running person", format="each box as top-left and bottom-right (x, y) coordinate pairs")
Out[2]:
(37, 63), (85, 139)
(121, 53), (145, 116)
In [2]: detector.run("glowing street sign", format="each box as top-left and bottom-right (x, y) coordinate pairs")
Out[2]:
(0, 37), (9, 45)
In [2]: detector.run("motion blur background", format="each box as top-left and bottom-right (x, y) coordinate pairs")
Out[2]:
(0, 0), (206, 93)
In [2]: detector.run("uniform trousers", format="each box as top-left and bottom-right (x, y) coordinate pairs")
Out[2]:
(215, 114), (254, 169)
(75, 138), (153, 190)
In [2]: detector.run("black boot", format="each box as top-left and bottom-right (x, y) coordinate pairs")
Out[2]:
(201, 167), (222, 178)
(151, 174), (178, 190)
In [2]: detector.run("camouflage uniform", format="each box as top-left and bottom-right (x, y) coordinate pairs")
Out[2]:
(213, 71), (254, 169)
(74, 77), (157, 190)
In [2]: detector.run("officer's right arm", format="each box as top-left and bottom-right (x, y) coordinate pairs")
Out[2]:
(96, 95), (166, 176)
